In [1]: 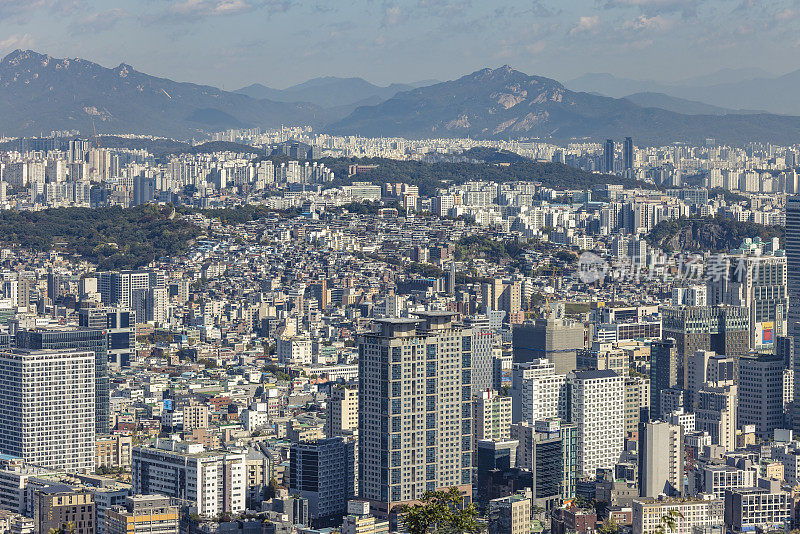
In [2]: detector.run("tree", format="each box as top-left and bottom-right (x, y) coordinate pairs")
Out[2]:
(400, 487), (483, 534)
(598, 517), (619, 534)
(654, 509), (684, 534)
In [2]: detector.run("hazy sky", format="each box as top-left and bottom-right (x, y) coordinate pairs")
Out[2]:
(1, 0), (799, 89)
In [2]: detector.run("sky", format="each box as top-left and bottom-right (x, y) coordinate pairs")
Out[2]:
(1, 0), (799, 89)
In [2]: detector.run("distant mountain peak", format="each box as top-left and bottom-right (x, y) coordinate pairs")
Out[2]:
(327, 64), (800, 145)
(0, 48), (331, 138)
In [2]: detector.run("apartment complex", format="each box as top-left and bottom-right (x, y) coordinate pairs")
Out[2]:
(0, 349), (95, 472)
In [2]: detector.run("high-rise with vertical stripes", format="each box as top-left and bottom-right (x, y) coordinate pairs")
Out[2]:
(358, 312), (472, 522)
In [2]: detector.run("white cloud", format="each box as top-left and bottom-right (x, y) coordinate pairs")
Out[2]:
(602, 0), (698, 17)
(69, 8), (130, 35)
(0, 0), (84, 22)
(569, 15), (600, 35)
(0, 34), (35, 52)
(149, 0), (291, 23)
(621, 14), (674, 31)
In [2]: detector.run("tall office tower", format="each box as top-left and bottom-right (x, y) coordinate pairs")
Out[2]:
(16, 326), (110, 434)
(132, 440), (246, 517)
(639, 421), (684, 498)
(695, 383), (737, 451)
(706, 241), (788, 351)
(106, 495), (179, 534)
(511, 419), (578, 504)
(604, 139), (615, 174)
(623, 137), (634, 171)
(788, 196), (800, 433)
(325, 385), (358, 438)
(78, 307), (136, 370)
(567, 370), (624, 478)
(358, 312), (473, 520)
(132, 174), (156, 206)
(685, 350), (735, 411)
(474, 390), (512, 445)
(290, 437), (356, 527)
(661, 305), (750, 385)
(738, 353), (785, 439)
(510, 359), (568, 424)
(512, 315), (584, 375)
(475, 439), (519, 508)
(0, 349), (95, 472)
(649, 339), (678, 420)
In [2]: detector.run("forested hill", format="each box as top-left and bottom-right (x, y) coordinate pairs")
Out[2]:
(0, 204), (201, 269)
(646, 215), (783, 253)
(316, 156), (652, 196)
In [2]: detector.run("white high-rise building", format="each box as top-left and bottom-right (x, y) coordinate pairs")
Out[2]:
(511, 359), (567, 424)
(132, 440), (246, 517)
(358, 313), (472, 519)
(0, 349), (95, 472)
(474, 389), (512, 443)
(568, 370), (625, 478)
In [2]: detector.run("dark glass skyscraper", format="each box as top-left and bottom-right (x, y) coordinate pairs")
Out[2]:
(624, 137), (634, 170)
(604, 139), (615, 174)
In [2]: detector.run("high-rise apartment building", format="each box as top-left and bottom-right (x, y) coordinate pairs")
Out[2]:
(15, 326), (109, 434)
(510, 359), (568, 424)
(358, 312), (473, 520)
(0, 349), (95, 472)
(567, 370), (625, 478)
(98, 270), (165, 310)
(474, 389), (512, 444)
(132, 440), (246, 517)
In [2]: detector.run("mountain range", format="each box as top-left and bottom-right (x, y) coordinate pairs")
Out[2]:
(328, 66), (800, 145)
(567, 68), (800, 115)
(0, 50), (332, 138)
(235, 77), (437, 110)
(2, 50), (800, 145)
